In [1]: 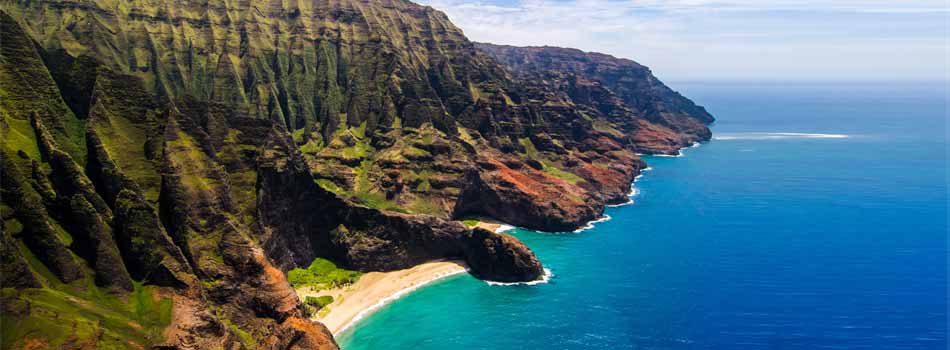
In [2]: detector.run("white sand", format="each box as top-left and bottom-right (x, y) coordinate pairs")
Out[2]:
(297, 260), (468, 335)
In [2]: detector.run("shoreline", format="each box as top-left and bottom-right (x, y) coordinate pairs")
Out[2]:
(295, 141), (701, 341)
(297, 260), (469, 336)
(474, 219), (515, 233)
(304, 147), (690, 337)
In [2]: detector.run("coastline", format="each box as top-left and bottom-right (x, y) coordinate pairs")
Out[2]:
(474, 219), (515, 233)
(298, 260), (469, 336)
(307, 147), (692, 338)
(298, 220), (537, 337)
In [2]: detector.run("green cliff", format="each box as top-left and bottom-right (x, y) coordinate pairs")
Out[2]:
(0, 0), (712, 348)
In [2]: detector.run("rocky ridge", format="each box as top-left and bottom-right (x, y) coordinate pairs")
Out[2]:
(0, 0), (711, 348)
(475, 43), (714, 144)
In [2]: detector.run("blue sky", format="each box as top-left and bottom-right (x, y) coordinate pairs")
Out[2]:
(417, 0), (949, 81)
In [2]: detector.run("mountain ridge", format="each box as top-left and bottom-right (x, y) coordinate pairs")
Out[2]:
(0, 0), (713, 348)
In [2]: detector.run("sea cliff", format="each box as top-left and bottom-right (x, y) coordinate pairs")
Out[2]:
(0, 0), (711, 348)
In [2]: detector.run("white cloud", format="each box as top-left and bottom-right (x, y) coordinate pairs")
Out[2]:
(420, 0), (949, 80)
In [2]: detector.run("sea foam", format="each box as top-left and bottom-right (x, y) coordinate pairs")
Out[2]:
(608, 167), (647, 208)
(713, 132), (849, 140)
(572, 214), (612, 233)
(485, 268), (554, 286)
(606, 198), (634, 207)
(494, 224), (515, 234)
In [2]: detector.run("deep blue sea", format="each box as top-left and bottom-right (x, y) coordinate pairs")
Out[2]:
(339, 82), (948, 349)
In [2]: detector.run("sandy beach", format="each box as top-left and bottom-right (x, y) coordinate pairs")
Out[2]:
(297, 260), (469, 335)
(474, 219), (515, 233)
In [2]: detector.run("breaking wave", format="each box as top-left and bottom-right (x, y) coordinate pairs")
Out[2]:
(606, 198), (634, 207)
(485, 268), (553, 286)
(572, 214), (612, 233)
(493, 224), (515, 234)
(714, 132), (849, 140)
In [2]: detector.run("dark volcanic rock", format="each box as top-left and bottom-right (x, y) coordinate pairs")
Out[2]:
(113, 189), (192, 288)
(453, 158), (603, 232)
(0, 226), (41, 289)
(476, 43), (714, 140)
(0, 149), (86, 284)
(463, 228), (544, 282)
(258, 129), (543, 281)
(63, 194), (135, 292)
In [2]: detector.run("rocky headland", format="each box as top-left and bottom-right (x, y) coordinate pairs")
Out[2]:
(0, 0), (711, 348)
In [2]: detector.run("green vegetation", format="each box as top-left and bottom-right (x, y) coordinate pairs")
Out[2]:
(166, 129), (225, 203)
(223, 319), (256, 350)
(287, 258), (362, 289)
(456, 126), (477, 145)
(518, 137), (540, 158)
(91, 99), (164, 203)
(316, 178), (345, 194)
(316, 177), (408, 214)
(352, 191), (407, 213)
(392, 116), (403, 129)
(300, 139), (323, 154)
(4, 218), (24, 234)
(354, 159), (374, 192)
(402, 146), (431, 158)
(292, 128), (307, 144)
(304, 295), (335, 310)
(462, 219), (480, 227)
(1, 281), (172, 350)
(350, 122), (367, 139)
(468, 82), (485, 101)
(407, 198), (438, 214)
(592, 119), (624, 137)
(518, 138), (586, 184)
(541, 162), (585, 184)
(2, 116), (42, 160)
(328, 122), (373, 160)
(341, 141), (373, 159)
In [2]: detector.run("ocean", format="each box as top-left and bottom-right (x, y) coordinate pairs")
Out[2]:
(338, 81), (948, 349)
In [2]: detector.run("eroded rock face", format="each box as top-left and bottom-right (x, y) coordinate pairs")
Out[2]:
(0, 9), (338, 349)
(475, 43), (715, 144)
(257, 131), (542, 281)
(0, 0), (711, 348)
(463, 228), (544, 282)
(453, 156), (605, 232)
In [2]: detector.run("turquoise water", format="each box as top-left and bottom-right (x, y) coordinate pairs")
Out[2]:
(339, 82), (948, 349)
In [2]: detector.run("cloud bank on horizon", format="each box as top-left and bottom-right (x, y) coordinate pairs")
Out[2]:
(418, 0), (949, 81)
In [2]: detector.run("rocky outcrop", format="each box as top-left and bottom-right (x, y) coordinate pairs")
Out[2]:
(258, 127), (545, 281)
(0, 218), (41, 289)
(475, 43), (714, 143)
(463, 228), (543, 282)
(1, 149), (87, 284)
(453, 156), (605, 232)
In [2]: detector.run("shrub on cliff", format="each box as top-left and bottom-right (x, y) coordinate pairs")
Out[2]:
(288, 258), (362, 289)
(305, 295), (335, 310)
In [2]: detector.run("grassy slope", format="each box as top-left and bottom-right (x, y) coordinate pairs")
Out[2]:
(0, 12), (174, 350)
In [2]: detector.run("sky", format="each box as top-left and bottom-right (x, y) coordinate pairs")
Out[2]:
(416, 0), (950, 81)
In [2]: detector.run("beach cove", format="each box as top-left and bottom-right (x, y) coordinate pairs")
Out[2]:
(297, 260), (469, 335)
(296, 220), (526, 336)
